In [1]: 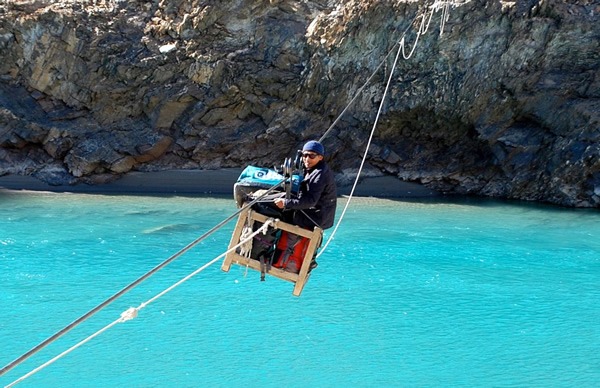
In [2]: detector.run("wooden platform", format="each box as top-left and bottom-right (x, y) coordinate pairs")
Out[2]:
(221, 208), (323, 296)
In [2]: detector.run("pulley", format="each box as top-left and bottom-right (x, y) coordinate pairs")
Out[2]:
(282, 157), (293, 199)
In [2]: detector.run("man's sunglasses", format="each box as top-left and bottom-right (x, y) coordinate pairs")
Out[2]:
(302, 153), (319, 159)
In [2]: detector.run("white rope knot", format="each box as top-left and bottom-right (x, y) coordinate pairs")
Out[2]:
(239, 211), (255, 257)
(260, 218), (275, 234)
(120, 307), (138, 322)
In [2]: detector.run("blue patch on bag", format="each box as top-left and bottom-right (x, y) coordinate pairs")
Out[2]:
(237, 165), (301, 193)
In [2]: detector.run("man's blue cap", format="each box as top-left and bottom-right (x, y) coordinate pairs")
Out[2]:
(302, 140), (325, 156)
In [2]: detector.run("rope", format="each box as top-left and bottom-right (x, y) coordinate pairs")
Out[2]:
(0, 179), (286, 378)
(317, 32), (404, 259)
(318, 0), (460, 143)
(317, 0), (457, 258)
(6, 219), (276, 388)
(238, 211), (254, 258)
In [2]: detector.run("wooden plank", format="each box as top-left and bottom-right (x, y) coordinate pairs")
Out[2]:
(221, 208), (250, 272)
(293, 227), (323, 296)
(228, 252), (299, 283)
(251, 211), (314, 238)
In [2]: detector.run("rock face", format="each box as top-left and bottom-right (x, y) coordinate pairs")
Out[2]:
(0, 0), (598, 207)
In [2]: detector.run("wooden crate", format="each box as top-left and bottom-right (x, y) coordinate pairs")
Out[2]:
(221, 208), (322, 296)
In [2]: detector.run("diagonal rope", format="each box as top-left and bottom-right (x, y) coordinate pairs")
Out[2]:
(317, 31), (404, 259)
(317, 0), (457, 258)
(0, 179), (285, 378)
(318, 0), (459, 144)
(6, 219), (276, 388)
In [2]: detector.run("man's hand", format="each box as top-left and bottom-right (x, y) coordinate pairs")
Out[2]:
(274, 198), (285, 209)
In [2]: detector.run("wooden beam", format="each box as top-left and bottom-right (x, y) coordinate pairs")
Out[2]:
(221, 208), (250, 272)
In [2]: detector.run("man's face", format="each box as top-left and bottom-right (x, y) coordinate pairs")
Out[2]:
(302, 152), (323, 169)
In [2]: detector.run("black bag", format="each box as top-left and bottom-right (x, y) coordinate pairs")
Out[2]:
(248, 221), (281, 281)
(250, 222), (280, 263)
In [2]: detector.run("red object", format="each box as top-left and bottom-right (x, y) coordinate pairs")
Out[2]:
(273, 231), (309, 272)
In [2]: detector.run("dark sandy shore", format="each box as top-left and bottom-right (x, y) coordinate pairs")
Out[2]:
(0, 169), (438, 197)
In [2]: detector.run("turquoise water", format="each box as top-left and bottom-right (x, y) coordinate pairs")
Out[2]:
(1, 191), (599, 387)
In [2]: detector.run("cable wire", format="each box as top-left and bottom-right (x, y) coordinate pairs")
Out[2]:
(0, 179), (286, 377)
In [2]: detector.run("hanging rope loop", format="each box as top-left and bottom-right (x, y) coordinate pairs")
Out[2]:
(318, 0), (459, 258)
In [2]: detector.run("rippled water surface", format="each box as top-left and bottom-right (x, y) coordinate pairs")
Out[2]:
(1, 192), (599, 387)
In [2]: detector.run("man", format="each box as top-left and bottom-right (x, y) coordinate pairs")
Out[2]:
(271, 140), (337, 273)
(274, 140), (337, 230)
(248, 140), (336, 273)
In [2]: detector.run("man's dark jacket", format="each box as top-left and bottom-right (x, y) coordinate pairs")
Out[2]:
(283, 160), (337, 229)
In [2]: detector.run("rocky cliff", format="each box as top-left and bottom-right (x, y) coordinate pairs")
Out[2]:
(0, 0), (598, 207)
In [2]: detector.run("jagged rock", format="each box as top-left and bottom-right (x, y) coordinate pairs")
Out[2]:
(0, 0), (598, 207)
(32, 163), (77, 186)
